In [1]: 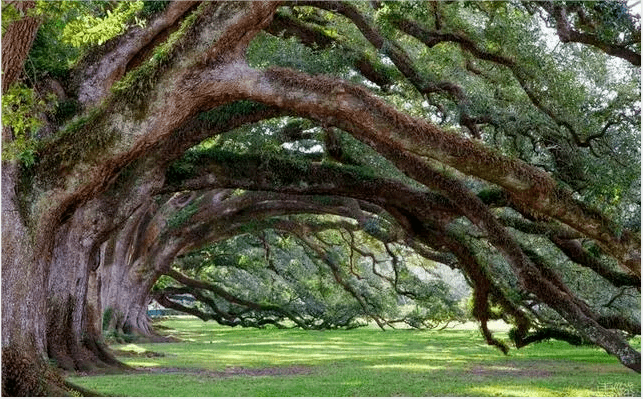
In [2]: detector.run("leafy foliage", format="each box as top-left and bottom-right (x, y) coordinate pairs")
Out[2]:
(1, 84), (55, 166)
(61, 1), (144, 47)
(1, 3), (23, 36)
(158, 218), (470, 331)
(248, 32), (352, 76)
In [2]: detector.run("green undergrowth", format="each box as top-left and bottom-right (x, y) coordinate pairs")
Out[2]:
(68, 317), (641, 397)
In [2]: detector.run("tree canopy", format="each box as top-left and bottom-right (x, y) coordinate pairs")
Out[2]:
(1, 1), (640, 395)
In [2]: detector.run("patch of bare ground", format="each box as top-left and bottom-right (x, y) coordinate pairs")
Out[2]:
(467, 361), (553, 379)
(111, 349), (166, 358)
(71, 364), (314, 379)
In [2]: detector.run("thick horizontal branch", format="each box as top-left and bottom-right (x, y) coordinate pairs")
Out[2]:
(550, 237), (640, 289)
(499, 212), (639, 288)
(201, 61), (637, 274)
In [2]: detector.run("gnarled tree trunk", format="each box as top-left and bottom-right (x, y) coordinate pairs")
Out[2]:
(3, 2), (279, 394)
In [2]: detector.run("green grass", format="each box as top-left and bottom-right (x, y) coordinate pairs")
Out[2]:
(68, 317), (641, 396)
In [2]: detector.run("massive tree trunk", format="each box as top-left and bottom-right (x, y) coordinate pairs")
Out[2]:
(1, 162), (60, 395)
(2, 2), (280, 394)
(93, 202), (160, 339)
(1, 7), (49, 393)
(46, 218), (114, 372)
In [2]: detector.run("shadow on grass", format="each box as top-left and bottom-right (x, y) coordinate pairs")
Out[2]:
(66, 317), (641, 397)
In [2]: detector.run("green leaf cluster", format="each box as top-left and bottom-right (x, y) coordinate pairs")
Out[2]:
(247, 32), (352, 77)
(62, 1), (144, 47)
(27, 4), (83, 80)
(1, 2), (22, 36)
(1, 84), (56, 166)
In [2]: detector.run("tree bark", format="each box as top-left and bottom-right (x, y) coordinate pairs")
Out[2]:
(1, 0), (40, 92)
(1, 161), (55, 395)
(3, 3), (280, 392)
(1, 12), (45, 387)
(95, 199), (168, 339)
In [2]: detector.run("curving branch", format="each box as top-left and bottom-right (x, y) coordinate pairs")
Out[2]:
(212, 64), (638, 275)
(291, 0), (486, 137)
(498, 212), (640, 289)
(265, 11), (394, 89)
(157, 216), (409, 331)
(30, 1), (281, 264)
(156, 151), (638, 367)
(162, 148), (637, 356)
(74, 1), (199, 107)
(164, 148), (638, 299)
(540, 2), (641, 67)
(390, 15), (515, 66)
(550, 237), (641, 290)
(160, 269), (309, 329)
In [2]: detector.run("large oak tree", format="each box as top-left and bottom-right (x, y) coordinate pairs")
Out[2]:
(2, 1), (640, 395)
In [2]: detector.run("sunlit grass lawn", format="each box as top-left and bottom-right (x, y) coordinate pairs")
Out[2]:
(68, 316), (641, 397)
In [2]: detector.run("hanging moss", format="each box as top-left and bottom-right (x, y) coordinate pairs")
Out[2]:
(166, 143), (386, 191)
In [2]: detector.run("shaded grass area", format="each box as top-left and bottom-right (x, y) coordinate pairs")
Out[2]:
(68, 317), (641, 396)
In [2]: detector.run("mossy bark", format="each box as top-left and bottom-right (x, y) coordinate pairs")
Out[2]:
(2, 162), (51, 394)
(3, 4), (278, 392)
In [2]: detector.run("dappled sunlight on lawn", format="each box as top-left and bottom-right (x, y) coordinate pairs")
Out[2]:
(117, 343), (149, 353)
(468, 384), (598, 397)
(123, 361), (163, 368)
(72, 317), (641, 397)
(228, 340), (304, 346)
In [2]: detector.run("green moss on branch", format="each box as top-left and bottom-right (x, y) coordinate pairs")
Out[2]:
(110, 3), (206, 109)
(167, 197), (202, 230)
